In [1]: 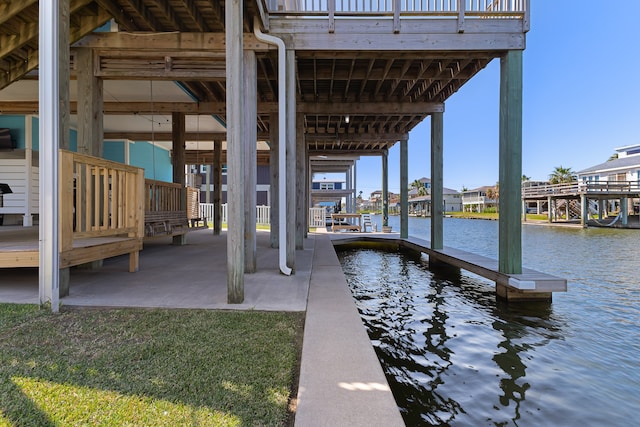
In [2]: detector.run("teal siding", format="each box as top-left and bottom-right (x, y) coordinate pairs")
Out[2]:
(32, 116), (39, 150)
(103, 141), (126, 163)
(130, 141), (172, 182)
(0, 115), (26, 148)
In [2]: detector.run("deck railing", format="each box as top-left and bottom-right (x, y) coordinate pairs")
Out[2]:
(522, 181), (640, 198)
(59, 150), (144, 251)
(144, 179), (183, 213)
(268, 0), (527, 16)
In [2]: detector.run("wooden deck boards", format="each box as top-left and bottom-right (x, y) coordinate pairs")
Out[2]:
(0, 226), (141, 269)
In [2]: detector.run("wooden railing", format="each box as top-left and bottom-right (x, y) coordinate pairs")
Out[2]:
(59, 150), (145, 252)
(522, 181), (640, 198)
(144, 179), (183, 213)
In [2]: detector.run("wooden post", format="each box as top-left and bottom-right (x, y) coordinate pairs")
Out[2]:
(39, 0), (60, 311)
(621, 197), (628, 226)
(213, 140), (222, 235)
(382, 150), (389, 228)
(498, 50), (523, 275)
(431, 112), (444, 250)
(296, 112), (305, 249)
(58, 0), (71, 297)
(580, 194), (587, 227)
(547, 196), (552, 222)
(286, 49), (296, 270)
(76, 48), (103, 157)
(400, 138), (408, 239)
(244, 50), (257, 273)
(172, 112), (187, 246)
(269, 112), (279, 248)
(226, 0), (245, 302)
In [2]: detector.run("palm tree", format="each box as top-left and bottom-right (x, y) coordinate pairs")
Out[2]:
(522, 174), (531, 182)
(549, 166), (577, 184)
(410, 179), (423, 190)
(417, 186), (428, 196)
(608, 153), (619, 161)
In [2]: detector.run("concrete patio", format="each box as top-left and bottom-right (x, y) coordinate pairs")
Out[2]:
(0, 228), (404, 426)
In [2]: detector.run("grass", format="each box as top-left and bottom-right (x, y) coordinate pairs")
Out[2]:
(446, 211), (499, 220)
(446, 212), (550, 222)
(0, 304), (304, 426)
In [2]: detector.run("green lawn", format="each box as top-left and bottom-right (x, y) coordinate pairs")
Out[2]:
(0, 305), (303, 426)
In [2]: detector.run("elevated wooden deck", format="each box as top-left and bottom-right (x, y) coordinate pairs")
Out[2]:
(0, 150), (144, 273)
(0, 226), (141, 270)
(329, 233), (566, 301)
(523, 181), (640, 201)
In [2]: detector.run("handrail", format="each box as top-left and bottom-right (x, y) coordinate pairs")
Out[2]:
(59, 150), (144, 250)
(266, 0), (527, 15)
(522, 181), (640, 198)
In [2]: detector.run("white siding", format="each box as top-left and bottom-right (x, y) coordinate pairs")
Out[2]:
(0, 159), (39, 214)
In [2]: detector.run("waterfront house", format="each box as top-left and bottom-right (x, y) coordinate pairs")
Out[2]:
(577, 144), (640, 214)
(461, 186), (497, 213)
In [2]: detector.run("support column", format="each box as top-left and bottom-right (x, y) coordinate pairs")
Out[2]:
(244, 50), (257, 273)
(581, 194), (588, 227)
(39, 0), (60, 311)
(213, 140), (222, 235)
(498, 50), (523, 275)
(23, 116), (34, 226)
(286, 48), (296, 270)
(353, 162), (357, 214)
(205, 165), (211, 204)
(400, 138), (408, 239)
(172, 112), (187, 246)
(269, 112), (279, 247)
(547, 196), (553, 222)
(226, 0), (245, 302)
(598, 199), (604, 220)
(382, 150), (389, 229)
(296, 113), (305, 249)
(76, 48), (103, 157)
(431, 112), (444, 250)
(621, 197), (628, 226)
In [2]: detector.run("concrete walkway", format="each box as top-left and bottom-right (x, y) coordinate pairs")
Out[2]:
(0, 228), (404, 426)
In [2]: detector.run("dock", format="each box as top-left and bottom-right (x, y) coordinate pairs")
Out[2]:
(328, 232), (567, 301)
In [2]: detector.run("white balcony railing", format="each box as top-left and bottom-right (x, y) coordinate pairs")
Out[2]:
(269, 0), (527, 15)
(266, 0), (529, 33)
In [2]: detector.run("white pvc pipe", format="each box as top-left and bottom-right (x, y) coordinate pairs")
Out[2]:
(254, 19), (292, 276)
(39, 0), (60, 311)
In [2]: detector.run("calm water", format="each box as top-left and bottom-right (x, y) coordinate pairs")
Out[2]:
(337, 216), (639, 426)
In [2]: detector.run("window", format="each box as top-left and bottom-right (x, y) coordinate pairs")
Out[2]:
(320, 182), (334, 190)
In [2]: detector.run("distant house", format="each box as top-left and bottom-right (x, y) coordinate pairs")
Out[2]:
(577, 144), (640, 184)
(408, 184), (462, 215)
(577, 145), (640, 214)
(461, 186), (496, 213)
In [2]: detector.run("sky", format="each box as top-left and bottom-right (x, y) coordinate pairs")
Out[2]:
(327, 2), (640, 197)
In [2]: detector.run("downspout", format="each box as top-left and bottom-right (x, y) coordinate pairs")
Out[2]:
(254, 18), (292, 276)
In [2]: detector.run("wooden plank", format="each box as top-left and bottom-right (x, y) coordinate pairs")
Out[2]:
(0, 251), (39, 268)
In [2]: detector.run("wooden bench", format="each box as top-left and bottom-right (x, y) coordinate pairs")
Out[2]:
(144, 211), (189, 238)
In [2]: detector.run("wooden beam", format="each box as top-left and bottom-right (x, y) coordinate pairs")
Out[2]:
(2, 100), (440, 116)
(73, 31), (271, 51)
(94, 0), (138, 32)
(0, 23), (38, 58)
(0, 1), (110, 90)
(0, 0), (37, 26)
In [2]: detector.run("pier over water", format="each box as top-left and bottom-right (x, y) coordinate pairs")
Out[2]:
(328, 231), (567, 301)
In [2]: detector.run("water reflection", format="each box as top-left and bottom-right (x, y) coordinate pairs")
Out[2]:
(339, 248), (567, 426)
